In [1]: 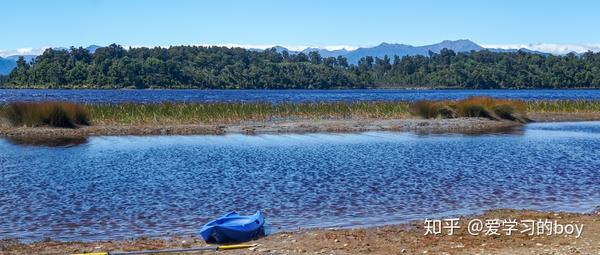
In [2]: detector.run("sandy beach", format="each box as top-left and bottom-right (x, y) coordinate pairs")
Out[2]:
(2, 208), (599, 255)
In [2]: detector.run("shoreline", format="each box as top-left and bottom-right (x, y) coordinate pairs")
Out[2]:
(3, 208), (599, 255)
(1, 112), (600, 139)
(0, 117), (521, 139)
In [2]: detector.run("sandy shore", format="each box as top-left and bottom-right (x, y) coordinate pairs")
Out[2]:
(2, 209), (599, 255)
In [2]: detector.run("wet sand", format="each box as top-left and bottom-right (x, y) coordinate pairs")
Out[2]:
(2, 209), (599, 255)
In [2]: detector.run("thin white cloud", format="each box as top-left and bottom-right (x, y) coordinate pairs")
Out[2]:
(0, 47), (49, 57)
(482, 43), (600, 54)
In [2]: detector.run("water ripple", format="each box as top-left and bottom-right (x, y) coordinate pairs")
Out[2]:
(1, 122), (600, 241)
(2, 89), (600, 104)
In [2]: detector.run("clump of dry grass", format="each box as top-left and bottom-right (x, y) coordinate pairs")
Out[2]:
(409, 101), (445, 119)
(410, 97), (528, 122)
(1, 102), (90, 128)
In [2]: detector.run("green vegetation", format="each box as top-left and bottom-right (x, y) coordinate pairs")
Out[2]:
(3, 45), (600, 89)
(86, 102), (410, 125)
(409, 97), (529, 122)
(2, 102), (90, 128)
(527, 100), (600, 113)
(3, 100), (600, 128)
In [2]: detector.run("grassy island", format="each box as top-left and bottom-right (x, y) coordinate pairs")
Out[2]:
(1, 98), (600, 139)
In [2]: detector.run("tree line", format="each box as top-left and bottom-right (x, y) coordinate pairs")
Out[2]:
(2, 44), (600, 89)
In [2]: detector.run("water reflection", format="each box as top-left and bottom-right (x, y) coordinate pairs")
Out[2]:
(5, 136), (88, 147)
(411, 125), (525, 137)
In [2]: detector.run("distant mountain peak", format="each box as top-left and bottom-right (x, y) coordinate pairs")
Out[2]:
(272, 45), (293, 52)
(434, 39), (481, 47)
(441, 39), (472, 43)
(339, 39), (484, 64)
(375, 42), (411, 47)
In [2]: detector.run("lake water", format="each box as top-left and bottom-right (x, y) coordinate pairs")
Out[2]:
(1, 89), (600, 104)
(1, 122), (600, 242)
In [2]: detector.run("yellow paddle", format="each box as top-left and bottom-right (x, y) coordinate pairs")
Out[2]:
(70, 244), (256, 255)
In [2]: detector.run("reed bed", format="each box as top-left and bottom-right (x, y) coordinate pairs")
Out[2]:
(87, 102), (411, 125)
(2, 99), (600, 127)
(526, 100), (600, 113)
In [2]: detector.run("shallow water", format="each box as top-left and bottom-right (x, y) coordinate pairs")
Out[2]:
(1, 122), (600, 241)
(2, 89), (600, 104)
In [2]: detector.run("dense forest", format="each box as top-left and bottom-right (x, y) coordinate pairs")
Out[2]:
(2, 44), (600, 89)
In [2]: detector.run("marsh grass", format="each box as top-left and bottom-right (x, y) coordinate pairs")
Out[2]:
(87, 102), (411, 125)
(527, 100), (600, 113)
(410, 97), (528, 122)
(2, 99), (599, 127)
(1, 102), (90, 128)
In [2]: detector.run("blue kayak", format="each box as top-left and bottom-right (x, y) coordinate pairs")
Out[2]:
(199, 211), (265, 243)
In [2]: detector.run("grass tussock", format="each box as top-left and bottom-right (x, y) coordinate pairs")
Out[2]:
(1, 102), (90, 128)
(410, 97), (529, 122)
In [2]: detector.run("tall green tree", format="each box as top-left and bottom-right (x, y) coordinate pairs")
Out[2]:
(3, 45), (600, 89)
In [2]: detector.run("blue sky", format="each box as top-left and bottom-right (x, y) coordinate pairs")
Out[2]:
(2, 0), (600, 56)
